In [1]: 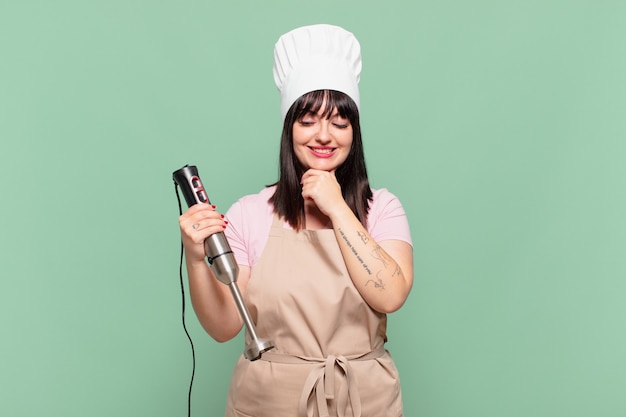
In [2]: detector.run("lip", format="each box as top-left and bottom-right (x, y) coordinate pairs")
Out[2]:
(308, 146), (336, 158)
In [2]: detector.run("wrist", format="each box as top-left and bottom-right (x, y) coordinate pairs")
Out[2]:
(328, 203), (355, 224)
(185, 250), (208, 266)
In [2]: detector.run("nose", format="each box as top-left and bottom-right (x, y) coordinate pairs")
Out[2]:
(315, 120), (331, 144)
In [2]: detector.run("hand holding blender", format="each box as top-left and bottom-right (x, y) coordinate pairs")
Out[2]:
(174, 165), (274, 361)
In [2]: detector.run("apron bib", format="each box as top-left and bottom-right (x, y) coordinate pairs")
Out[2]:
(225, 215), (403, 417)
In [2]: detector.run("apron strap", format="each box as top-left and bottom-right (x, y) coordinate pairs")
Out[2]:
(261, 346), (386, 417)
(270, 213), (286, 228)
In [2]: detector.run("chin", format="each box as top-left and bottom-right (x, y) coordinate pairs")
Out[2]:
(310, 164), (337, 172)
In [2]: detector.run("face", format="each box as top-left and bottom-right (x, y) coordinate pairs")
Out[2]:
(292, 105), (353, 172)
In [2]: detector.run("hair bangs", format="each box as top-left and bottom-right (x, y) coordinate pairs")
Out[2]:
(292, 90), (355, 121)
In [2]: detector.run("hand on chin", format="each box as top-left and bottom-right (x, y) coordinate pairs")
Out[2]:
(300, 169), (343, 217)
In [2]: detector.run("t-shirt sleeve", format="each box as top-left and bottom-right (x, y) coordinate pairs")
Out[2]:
(223, 187), (275, 268)
(367, 189), (413, 246)
(224, 199), (250, 267)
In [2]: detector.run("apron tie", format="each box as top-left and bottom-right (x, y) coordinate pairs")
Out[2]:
(261, 346), (385, 417)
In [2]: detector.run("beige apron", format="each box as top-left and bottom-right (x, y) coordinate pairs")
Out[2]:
(225, 215), (403, 417)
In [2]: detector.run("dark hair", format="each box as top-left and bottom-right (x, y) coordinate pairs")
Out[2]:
(269, 90), (372, 230)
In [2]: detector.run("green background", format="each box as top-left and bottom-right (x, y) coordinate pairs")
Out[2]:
(1, 1), (625, 416)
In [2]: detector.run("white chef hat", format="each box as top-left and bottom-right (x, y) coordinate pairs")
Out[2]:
(273, 24), (362, 121)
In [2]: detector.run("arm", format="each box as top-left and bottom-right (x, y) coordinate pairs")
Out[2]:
(179, 204), (248, 342)
(331, 210), (413, 313)
(301, 170), (413, 313)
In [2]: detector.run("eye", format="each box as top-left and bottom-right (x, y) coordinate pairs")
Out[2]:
(330, 114), (350, 129)
(332, 118), (350, 129)
(297, 113), (318, 126)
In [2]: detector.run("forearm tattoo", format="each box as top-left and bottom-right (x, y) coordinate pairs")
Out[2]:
(366, 272), (386, 290)
(372, 245), (401, 277)
(338, 228), (372, 275)
(339, 228), (401, 292)
(372, 245), (389, 267)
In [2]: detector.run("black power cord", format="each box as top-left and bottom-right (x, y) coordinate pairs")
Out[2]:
(175, 181), (196, 417)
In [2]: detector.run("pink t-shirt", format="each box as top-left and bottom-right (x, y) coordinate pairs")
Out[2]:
(224, 186), (412, 268)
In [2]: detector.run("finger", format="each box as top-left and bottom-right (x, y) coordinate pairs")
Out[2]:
(187, 216), (227, 231)
(184, 203), (217, 215)
(180, 206), (225, 229)
(183, 219), (228, 243)
(300, 168), (325, 182)
(180, 204), (222, 225)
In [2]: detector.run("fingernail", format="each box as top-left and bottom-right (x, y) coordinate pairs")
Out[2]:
(220, 214), (224, 218)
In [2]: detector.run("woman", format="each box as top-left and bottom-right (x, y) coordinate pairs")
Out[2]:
(179, 24), (413, 417)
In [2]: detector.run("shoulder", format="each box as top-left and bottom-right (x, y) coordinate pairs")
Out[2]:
(224, 186), (276, 267)
(368, 188), (412, 246)
(370, 188), (406, 215)
(232, 185), (276, 209)
(227, 186), (276, 218)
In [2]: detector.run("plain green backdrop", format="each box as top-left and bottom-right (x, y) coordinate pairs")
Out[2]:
(1, 1), (625, 416)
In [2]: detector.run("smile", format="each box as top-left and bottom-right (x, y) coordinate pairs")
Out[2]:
(309, 146), (336, 157)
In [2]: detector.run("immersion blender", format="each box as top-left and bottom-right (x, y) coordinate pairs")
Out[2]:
(173, 165), (274, 361)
